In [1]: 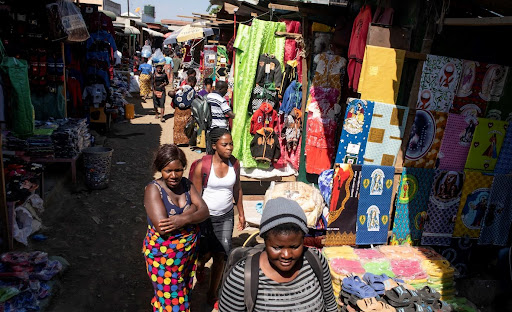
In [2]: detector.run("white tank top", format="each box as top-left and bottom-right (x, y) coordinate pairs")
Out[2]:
(202, 161), (236, 216)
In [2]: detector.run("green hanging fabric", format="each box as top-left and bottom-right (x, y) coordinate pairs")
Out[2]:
(0, 41), (34, 138)
(232, 19), (286, 168)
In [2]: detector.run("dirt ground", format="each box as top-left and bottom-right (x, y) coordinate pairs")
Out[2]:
(31, 91), (259, 312)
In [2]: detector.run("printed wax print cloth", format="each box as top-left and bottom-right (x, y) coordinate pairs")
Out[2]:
(335, 98), (375, 165)
(326, 164), (362, 246)
(318, 169), (335, 207)
(363, 101), (409, 166)
(465, 118), (508, 172)
(494, 124), (512, 174)
(421, 170), (465, 246)
(391, 168), (436, 245)
(416, 55), (463, 113)
(358, 45), (406, 104)
(437, 114), (477, 171)
(479, 174), (512, 246)
(404, 110), (448, 168)
(486, 67), (512, 123)
(356, 165), (395, 245)
(231, 20), (286, 169)
(305, 87), (340, 174)
(450, 60), (491, 117)
(452, 171), (494, 238)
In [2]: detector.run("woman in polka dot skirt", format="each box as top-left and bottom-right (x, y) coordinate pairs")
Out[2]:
(143, 144), (209, 311)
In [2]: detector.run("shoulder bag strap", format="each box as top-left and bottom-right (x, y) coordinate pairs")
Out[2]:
(201, 154), (213, 189)
(305, 248), (325, 294)
(244, 251), (262, 312)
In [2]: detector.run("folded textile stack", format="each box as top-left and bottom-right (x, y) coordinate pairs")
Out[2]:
(26, 135), (55, 158)
(362, 260), (395, 278)
(421, 260), (456, 300)
(391, 259), (428, 289)
(324, 246), (360, 298)
(51, 118), (91, 158)
(1, 131), (28, 151)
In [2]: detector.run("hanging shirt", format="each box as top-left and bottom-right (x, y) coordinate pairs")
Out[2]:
(82, 84), (107, 106)
(347, 5), (372, 92)
(250, 102), (278, 134)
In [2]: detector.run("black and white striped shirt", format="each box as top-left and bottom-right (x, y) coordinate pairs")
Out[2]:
(207, 92), (231, 129)
(218, 249), (338, 312)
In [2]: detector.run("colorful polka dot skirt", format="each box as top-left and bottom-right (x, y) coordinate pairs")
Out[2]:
(143, 224), (199, 312)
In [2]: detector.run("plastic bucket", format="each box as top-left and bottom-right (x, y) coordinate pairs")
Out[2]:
(83, 147), (114, 190)
(125, 104), (135, 119)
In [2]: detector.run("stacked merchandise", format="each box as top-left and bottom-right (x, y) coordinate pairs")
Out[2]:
(26, 136), (55, 158)
(324, 246), (462, 311)
(2, 131), (28, 151)
(109, 72), (130, 117)
(51, 119), (91, 158)
(2, 156), (43, 203)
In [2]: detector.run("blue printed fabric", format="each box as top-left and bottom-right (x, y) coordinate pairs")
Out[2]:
(478, 175), (512, 246)
(421, 170), (465, 246)
(363, 102), (409, 166)
(318, 169), (334, 207)
(391, 168), (436, 245)
(356, 165), (395, 245)
(495, 125), (512, 174)
(335, 98), (375, 164)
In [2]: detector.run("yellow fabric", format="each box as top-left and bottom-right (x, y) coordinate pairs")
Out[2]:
(312, 22), (334, 33)
(323, 246), (358, 260)
(358, 45), (405, 104)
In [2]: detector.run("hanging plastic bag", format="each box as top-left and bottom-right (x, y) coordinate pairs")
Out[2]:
(57, 0), (90, 42)
(13, 206), (41, 246)
(141, 45), (152, 58)
(0, 42), (34, 138)
(129, 75), (140, 93)
(152, 48), (165, 65)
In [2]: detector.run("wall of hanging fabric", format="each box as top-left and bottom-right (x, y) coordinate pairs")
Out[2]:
(231, 19), (286, 168)
(494, 124), (512, 174)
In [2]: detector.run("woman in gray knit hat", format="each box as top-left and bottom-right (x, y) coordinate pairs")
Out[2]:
(218, 197), (337, 312)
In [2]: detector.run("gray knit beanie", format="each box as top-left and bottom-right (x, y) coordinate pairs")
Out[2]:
(260, 197), (308, 236)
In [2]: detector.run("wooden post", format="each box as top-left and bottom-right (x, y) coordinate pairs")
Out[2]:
(61, 42), (67, 118)
(0, 133), (12, 251)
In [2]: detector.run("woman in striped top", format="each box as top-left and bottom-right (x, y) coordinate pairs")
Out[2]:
(218, 197), (338, 312)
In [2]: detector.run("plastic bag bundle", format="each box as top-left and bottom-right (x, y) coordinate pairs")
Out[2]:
(152, 48), (165, 65)
(57, 0), (90, 42)
(141, 45), (152, 58)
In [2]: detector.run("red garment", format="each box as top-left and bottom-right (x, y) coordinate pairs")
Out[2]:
(250, 102), (277, 134)
(283, 20), (302, 83)
(274, 114), (302, 170)
(67, 77), (83, 117)
(86, 12), (115, 36)
(347, 5), (372, 92)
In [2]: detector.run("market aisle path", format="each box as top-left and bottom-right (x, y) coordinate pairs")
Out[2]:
(38, 93), (251, 312)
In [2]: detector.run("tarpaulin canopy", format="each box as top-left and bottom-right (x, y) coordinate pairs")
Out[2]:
(142, 27), (165, 38)
(163, 24), (214, 45)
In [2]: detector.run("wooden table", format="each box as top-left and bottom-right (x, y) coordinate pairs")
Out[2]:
(26, 154), (81, 184)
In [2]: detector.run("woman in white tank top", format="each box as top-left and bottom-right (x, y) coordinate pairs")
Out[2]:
(192, 128), (246, 306)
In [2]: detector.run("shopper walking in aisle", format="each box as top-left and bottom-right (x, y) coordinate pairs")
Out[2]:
(206, 81), (235, 154)
(218, 197), (337, 312)
(163, 51), (174, 83)
(143, 144), (209, 312)
(198, 78), (213, 97)
(173, 76), (197, 146)
(138, 57), (153, 103)
(172, 52), (182, 86)
(191, 127), (245, 306)
(152, 63), (169, 122)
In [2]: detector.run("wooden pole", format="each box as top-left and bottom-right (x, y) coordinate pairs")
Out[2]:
(0, 133), (11, 251)
(61, 42), (67, 118)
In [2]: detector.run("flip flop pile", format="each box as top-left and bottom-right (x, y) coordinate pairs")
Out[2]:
(421, 260), (456, 300)
(338, 274), (452, 312)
